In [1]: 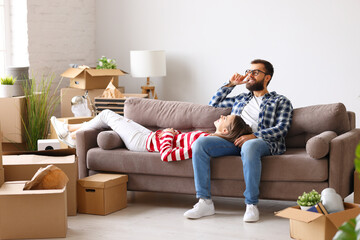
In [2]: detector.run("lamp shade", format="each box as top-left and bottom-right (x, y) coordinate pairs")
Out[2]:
(130, 50), (166, 78)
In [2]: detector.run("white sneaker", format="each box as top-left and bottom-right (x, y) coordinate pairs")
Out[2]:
(243, 204), (259, 222)
(51, 116), (69, 139)
(60, 134), (76, 148)
(184, 199), (215, 219)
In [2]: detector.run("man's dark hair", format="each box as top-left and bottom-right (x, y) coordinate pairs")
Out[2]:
(251, 59), (274, 79)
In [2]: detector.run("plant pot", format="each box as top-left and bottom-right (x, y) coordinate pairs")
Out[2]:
(0, 85), (14, 98)
(6, 66), (29, 80)
(300, 205), (314, 211)
(13, 79), (30, 96)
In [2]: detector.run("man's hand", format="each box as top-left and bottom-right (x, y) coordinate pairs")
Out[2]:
(234, 134), (256, 147)
(227, 72), (249, 87)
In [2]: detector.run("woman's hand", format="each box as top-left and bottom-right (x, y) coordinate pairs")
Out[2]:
(159, 128), (177, 138)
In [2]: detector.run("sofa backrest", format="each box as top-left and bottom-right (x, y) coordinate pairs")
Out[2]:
(125, 98), (352, 148)
(124, 98), (231, 132)
(285, 103), (351, 148)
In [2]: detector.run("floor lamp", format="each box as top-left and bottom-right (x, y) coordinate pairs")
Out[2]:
(130, 50), (166, 99)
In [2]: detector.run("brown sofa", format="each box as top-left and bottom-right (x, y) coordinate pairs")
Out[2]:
(76, 98), (360, 200)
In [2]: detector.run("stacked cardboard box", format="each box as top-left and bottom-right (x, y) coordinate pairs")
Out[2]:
(0, 129), (68, 238)
(3, 149), (78, 216)
(60, 67), (127, 117)
(0, 182), (67, 239)
(0, 96), (26, 143)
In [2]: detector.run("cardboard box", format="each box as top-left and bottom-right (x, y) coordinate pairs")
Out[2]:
(0, 168), (3, 187)
(0, 181), (67, 239)
(77, 173), (128, 215)
(355, 171), (360, 204)
(94, 93), (148, 115)
(275, 203), (360, 240)
(49, 116), (93, 149)
(60, 87), (125, 117)
(61, 68), (127, 90)
(0, 128), (2, 168)
(2, 142), (27, 152)
(0, 96), (26, 143)
(2, 149), (78, 216)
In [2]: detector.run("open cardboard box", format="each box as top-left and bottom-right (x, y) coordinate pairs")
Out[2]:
(61, 68), (127, 90)
(275, 202), (360, 240)
(60, 87), (125, 117)
(0, 181), (67, 239)
(2, 148), (78, 216)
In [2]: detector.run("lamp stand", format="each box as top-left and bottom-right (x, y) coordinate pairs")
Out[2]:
(141, 77), (157, 99)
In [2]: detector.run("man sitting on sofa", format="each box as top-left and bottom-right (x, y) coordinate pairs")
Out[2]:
(184, 59), (293, 222)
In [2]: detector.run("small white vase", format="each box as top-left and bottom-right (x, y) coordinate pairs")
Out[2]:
(300, 205), (313, 211)
(0, 85), (14, 98)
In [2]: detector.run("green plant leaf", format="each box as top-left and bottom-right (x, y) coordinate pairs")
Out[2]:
(22, 73), (62, 151)
(355, 143), (360, 174)
(333, 219), (356, 240)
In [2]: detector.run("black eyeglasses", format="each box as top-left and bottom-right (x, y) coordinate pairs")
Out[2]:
(245, 69), (267, 76)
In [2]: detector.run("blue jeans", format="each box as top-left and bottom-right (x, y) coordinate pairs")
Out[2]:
(192, 136), (271, 204)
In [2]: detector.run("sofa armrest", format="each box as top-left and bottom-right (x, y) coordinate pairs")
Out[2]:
(76, 129), (103, 179)
(329, 128), (360, 198)
(306, 131), (337, 159)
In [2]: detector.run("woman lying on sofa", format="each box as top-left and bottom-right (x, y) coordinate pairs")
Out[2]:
(51, 109), (252, 162)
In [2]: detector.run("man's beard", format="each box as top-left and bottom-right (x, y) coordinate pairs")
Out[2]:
(246, 77), (265, 92)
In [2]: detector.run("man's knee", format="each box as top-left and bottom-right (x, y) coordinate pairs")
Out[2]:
(192, 136), (209, 153)
(241, 139), (264, 159)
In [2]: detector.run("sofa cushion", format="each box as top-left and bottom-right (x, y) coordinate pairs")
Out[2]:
(306, 131), (337, 159)
(87, 148), (328, 182)
(97, 130), (124, 150)
(124, 98), (232, 132)
(286, 103), (350, 148)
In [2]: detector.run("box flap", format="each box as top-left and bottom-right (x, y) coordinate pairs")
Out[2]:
(86, 69), (127, 77)
(327, 203), (360, 228)
(3, 154), (75, 165)
(3, 148), (76, 156)
(0, 181), (66, 195)
(61, 68), (85, 78)
(275, 206), (324, 223)
(78, 174), (128, 189)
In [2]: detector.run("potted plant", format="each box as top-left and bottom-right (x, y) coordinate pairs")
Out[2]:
(96, 56), (117, 69)
(22, 73), (61, 151)
(0, 76), (16, 98)
(297, 189), (321, 210)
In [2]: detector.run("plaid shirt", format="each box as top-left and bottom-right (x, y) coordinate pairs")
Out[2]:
(209, 85), (293, 155)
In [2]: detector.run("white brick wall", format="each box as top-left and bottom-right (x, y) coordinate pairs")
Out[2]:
(27, 0), (96, 115)
(9, 0), (29, 67)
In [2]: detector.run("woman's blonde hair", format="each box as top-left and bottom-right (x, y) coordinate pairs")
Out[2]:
(213, 115), (253, 143)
